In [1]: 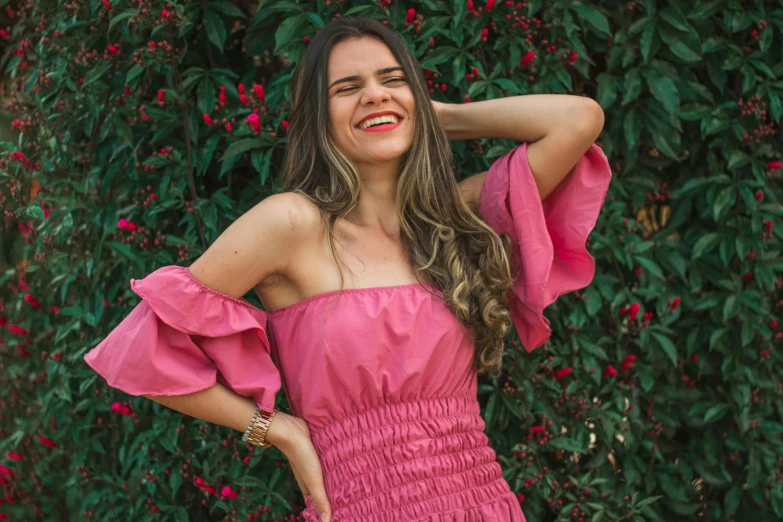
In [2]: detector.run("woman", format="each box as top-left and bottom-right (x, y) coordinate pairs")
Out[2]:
(84, 15), (610, 522)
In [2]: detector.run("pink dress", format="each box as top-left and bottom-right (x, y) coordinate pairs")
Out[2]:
(84, 142), (611, 521)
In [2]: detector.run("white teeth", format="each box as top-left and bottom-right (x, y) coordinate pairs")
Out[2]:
(359, 115), (400, 129)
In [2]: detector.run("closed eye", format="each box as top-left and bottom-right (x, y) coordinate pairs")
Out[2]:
(337, 77), (407, 93)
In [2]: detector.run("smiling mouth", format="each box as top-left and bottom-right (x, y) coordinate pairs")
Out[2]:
(356, 116), (403, 129)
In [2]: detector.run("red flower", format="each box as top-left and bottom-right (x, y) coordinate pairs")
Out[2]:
(157, 90), (165, 104)
(768, 161), (782, 170)
(6, 452), (24, 461)
(522, 51), (535, 65)
(117, 218), (138, 232)
(554, 367), (572, 379)
(281, 120), (289, 131)
(467, 0), (474, 11)
(221, 485), (238, 499)
(481, 28), (489, 38)
(602, 365), (618, 377)
(240, 94), (249, 106)
(0, 465), (13, 476)
(486, 0), (495, 9)
(111, 402), (133, 416)
(203, 114), (214, 125)
(405, 8), (415, 22)
(38, 435), (59, 449)
(254, 84), (265, 101)
(0, 316), (7, 327)
(107, 44), (119, 55)
(8, 325), (28, 336)
(247, 113), (261, 133)
(531, 425), (544, 433)
(24, 294), (41, 309)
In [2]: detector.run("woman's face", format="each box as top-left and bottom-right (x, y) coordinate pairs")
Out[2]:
(326, 36), (415, 168)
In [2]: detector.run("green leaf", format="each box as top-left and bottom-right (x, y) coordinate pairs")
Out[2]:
(548, 437), (586, 453)
(570, 6), (611, 38)
(108, 9), (137, 34)
(647, 70), (680, 115)
(651, 332), (678, 366)
(208, 1), (245, 17)
(275, 13), (307, 54)
(658, 8), (690, 32)
(692, 232), (720, 258)
(712, 186), (737, 222)
(624, 107), (640, 151)
(704, 404), (730, 423)
(203, 11), (227, 52)
(596, 74), (618, 109)
(723, 294), (741, 321)
(221, 138), (264, 161)
(634, 256), (665, 281)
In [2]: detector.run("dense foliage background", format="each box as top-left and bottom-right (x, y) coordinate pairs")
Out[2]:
(1, 0), (782, 520)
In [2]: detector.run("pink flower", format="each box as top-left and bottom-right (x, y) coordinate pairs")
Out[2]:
(767, 161), (782, 170)
(24, 294), (41, 309)
(194, 476), (205, 486)
(221, 485), (238, 499)
(554, 367), (572, 380)
(602, 365), (618, 377)
(531, 425), (544, 434)
(38, 435), (59, 449)
(522, 51), (535, 65)
(405, 8), (415, 22)
(6, 452), (24, 461)
(202, 485), (217, 495)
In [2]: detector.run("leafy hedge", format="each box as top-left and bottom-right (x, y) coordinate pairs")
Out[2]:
(1, 0), (782, 520)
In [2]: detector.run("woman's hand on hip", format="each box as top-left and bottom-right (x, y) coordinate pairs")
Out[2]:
(268, 412), (332, 522)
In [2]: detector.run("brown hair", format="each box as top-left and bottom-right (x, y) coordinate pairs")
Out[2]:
(278, 15), (516, 378)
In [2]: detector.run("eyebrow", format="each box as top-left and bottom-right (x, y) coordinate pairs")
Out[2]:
(328, 66), (405, 90)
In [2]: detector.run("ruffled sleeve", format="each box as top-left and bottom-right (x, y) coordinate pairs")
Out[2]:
(479, 141), (611, 352)
(83, 265), (281, 413)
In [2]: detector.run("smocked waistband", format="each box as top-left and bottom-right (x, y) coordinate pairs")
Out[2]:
(302, 395), (521, 522)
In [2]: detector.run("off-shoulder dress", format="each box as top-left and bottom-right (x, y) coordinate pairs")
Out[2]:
(84, 142), (611, 521)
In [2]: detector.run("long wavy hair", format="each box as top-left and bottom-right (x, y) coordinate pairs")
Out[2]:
(278, 15), (516, 378)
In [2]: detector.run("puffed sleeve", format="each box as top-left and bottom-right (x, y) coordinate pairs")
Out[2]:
(83, 265), (281, 413)
(479, 141), (612, 352)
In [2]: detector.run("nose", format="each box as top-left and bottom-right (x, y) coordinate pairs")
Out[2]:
(360, 83), (391, 105)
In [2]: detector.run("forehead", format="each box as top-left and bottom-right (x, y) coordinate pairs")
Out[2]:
(327, 37), (399, 79)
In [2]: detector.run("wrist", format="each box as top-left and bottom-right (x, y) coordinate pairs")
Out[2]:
(264, 410), (291, 449)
